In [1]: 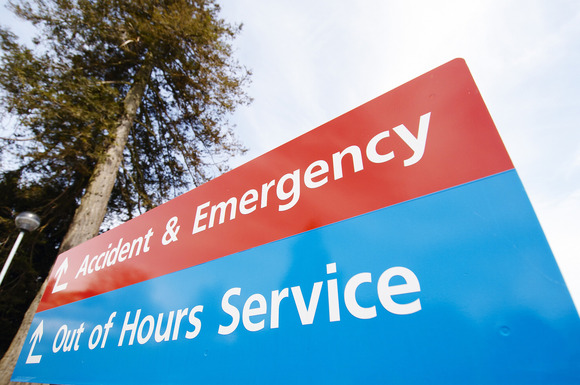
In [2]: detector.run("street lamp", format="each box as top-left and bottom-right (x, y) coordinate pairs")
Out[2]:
(0, 212), (41, 287)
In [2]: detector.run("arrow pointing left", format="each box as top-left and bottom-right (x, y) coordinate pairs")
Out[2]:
(26, 321), (43, 364)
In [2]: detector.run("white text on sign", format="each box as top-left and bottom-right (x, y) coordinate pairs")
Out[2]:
(193, 113), (431, 234)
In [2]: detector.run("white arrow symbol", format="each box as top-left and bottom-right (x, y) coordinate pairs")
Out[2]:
(26, 321), (43, 364)
(52, 257), (69, 293)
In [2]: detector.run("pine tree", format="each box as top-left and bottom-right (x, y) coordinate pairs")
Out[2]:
(0, 0), (250, 382)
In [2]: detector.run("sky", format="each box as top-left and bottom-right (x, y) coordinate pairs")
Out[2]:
(1, 0), (579, 311)
(217, 0), (580, 312)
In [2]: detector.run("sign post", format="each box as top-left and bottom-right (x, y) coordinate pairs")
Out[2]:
(13, 59), (580, 384)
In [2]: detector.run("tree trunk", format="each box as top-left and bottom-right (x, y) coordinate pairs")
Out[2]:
(60, 54), (155, 253)
(0, 54), (154, 385)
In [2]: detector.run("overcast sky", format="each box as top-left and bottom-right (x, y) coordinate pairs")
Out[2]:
(218, 0), (580, 311)
(2, 0), (579, 312)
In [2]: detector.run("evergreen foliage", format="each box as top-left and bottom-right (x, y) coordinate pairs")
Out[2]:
(0, 0), (250, 358)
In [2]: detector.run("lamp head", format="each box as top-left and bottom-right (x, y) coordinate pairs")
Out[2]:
(15, 212), (41, 232)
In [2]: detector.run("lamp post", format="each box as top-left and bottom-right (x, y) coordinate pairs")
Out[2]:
(0, 211), (41, 287)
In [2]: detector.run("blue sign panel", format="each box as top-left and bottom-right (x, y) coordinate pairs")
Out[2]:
(13, 170), (580, 384)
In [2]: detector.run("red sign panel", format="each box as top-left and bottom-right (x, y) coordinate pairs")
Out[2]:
(39, 58), (513, 312)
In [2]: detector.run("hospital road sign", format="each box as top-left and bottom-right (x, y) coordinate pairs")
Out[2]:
(13, 58), (580, 384)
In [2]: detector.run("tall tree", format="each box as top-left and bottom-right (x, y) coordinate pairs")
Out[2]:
(0, 0), (250, 383)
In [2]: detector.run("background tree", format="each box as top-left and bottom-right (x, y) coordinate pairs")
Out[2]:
(0, 0), (250, 382)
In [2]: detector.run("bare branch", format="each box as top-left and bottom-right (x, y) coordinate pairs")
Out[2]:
(0, 135), (38, 141)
